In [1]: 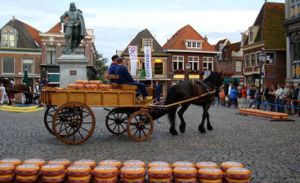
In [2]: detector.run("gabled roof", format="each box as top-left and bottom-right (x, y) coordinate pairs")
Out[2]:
(222, 42), (241, 60)
(163, 24), (216, 52)
(215, 38), (231, 51)
(122, 29), (167, 56)
(0, 17), (41, 48)
(46, 22), (62, 34)
(246, 2), (285, 50)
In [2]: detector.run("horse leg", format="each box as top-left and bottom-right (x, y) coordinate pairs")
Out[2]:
(199, 110), (207, 133)
(178, 104), (190, 134)
(207, 111), (213, 131)
(168, 107), (178, 136)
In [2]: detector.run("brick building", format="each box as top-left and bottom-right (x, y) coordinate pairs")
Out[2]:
(284, 0), (300, 84)
(121, 29), (169, 96)
(242, 2), (286, 87)
(39, 22), (96, 85)
(0, 17), (41, 88)
(215, 40), (244, 85)
(163, 25), (219, 85)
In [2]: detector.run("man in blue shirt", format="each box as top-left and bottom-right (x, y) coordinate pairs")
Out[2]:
(108, 55), (119, 75)
(115, 57), (149, 102)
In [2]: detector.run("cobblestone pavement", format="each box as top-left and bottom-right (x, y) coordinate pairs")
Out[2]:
(0, 106), (299, 182)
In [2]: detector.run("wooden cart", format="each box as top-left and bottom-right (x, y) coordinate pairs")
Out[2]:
(41, 86), (215, 145)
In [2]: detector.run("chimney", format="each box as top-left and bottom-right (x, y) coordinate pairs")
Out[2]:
(204, 35), (208, 42)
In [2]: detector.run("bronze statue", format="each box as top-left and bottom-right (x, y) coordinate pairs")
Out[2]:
(60, 2), (86, 54)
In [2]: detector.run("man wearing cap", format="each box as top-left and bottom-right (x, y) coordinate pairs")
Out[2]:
(114, 57), (149, 102)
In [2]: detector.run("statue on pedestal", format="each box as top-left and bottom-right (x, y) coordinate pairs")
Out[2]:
(60, 2), (86, 54)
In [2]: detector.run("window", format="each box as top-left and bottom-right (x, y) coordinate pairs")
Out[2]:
(202, 57), (214, 71)
(235, 61), (242, 72)
(46, 47), (56, 64)
(23, 59), (34, 74)
(265, 52), (276, 65)
(2, 57), (15, 74)
(1, 26), (17, 47)
(245, 54), (250, 67)
(172, 56), (184, 71)
(142, 39), (153, 48)
(185, 41), (202, 49)
(154, 63), (163, 75)
(249, 28), (254, 42)
(292, 35), (300, 61)
(188, 56), (199, 71)
(250, 53), (256, 66)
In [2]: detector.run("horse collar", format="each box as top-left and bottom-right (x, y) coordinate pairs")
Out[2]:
(198, 80), (210, 93)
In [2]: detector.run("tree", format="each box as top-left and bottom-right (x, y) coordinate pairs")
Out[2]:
(94, 51), (108, 82)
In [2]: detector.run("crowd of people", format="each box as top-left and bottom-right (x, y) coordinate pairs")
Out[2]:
(214, 83), (300, 116)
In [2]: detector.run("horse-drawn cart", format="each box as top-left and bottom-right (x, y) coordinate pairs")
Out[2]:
(41, 85), (215, 145)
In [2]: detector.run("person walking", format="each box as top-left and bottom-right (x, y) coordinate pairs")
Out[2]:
(240, 85), (247, 108)
(269, 85), (277, 112)
(262, 85), (270, 111)
(0, 83), (8, 104)
(229, 86), (238, 108)
(275, 84), (284, 113)
(154, 81), (162, 102)
(249, 85), (256, 108)
(219, 87), (225, 106)
(254, 87), (261, 109)
(283, 83), (292, 114)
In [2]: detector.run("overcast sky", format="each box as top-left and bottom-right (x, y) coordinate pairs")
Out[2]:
(0, 0), (285, 60)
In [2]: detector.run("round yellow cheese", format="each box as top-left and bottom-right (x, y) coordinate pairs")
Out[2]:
(94, 176), (118, 183)
(173, 161), (195, 168)
(67, 165), (91, 177)
(42, 173), (65, 183)
(121, 166), (145, 179)
(220, 162), (244, 172)
(48, 159), (71, 168)
(198, 179), (222, 183)
(93, 165), (118, 178)
(226, 167), (251, 180)
(148, 166), (172, 179)
(24, 158), (46, 167)
(98, 160), (122, 169)
(16, 174), (38, 182)
(123, 160), (145, 168)
(173, 166), (197, 179)
(0, 174), (14, 182)
(148, 161), (170, 168)
(68, 175), (91, 183)
(149, 177), (172, 183)
(122, 177), (145, 183)
(198, 168), (223, 180)
(226, 177), (251, 183)
(0, 163), (15, 175)
(41, 164), (65, 176)
(74, 159), (96, 169)
(0, 158), (22, 166)
(174, 177), (197, 183)
(196, 162), (218, 169)
(16, 164), (40, 176)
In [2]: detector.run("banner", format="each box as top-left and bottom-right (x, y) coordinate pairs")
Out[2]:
(128, 46), (138, 77)
(144, 46), (152, 79)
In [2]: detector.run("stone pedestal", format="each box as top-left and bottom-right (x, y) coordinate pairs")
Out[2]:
(57, 54), (88, 88)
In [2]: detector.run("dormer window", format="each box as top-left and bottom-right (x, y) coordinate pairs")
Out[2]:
(1, 26), (17, 48)
(185, 40), (202, 49)
(142, 39), (153, 48)
(248, 26), (259, 44)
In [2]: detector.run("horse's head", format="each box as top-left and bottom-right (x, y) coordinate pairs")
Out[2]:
(204, 71), (224, 88)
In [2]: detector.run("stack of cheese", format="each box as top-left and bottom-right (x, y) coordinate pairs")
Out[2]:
(173, 161), (197, 183)
(148, 161), (172, 183)
(220, 161), (251, 183)
(41, 164), (66, 183)
(197, 162), (223, 183)
(93, 165), (119, 183)
(0, 159), (22, 182)
(97, 160), (122, 182)
(67, 159), (96, 183)
(121, 160), (146, 183)
(15, 163), (40, 183)
(68, 80), (112, 91)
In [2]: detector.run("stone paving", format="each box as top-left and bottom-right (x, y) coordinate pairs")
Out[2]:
(0, 106), (299, 182)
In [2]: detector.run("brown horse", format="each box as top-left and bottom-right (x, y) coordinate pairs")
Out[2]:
(165, 72), (223, 135)
(3, 81), (34, 105)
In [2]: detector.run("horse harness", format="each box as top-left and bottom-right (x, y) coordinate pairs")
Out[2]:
(193, 81), (215, 97)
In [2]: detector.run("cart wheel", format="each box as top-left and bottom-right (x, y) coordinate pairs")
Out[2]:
(127, 111), (154, 142)
(44, 105), (57, 135)
(105, 109), (129, 135)
(52, 102), (95, 145)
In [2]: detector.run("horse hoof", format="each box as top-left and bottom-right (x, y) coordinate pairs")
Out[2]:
(179, 124), (186, 134)
(170, 129), (178, 136)
(207, 126), (213, 131)
(199, 128), (206, 133)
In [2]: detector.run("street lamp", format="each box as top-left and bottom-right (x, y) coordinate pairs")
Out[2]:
(259, 48), (266, 91)
(185, 62), (191, 81)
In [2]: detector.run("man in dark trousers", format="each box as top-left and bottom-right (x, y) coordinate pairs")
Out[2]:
(154, 81), (162, 102)
(115, 57), (150, 103)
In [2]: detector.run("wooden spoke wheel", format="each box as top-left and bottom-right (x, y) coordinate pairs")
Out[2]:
(105, 108), (129, 135)
(44, 105), (57, 135)
(52, 102), (95, 145)
(127, 110), (154, 142)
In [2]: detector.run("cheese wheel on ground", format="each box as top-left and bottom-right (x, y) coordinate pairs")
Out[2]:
(198, 168), (223, 180)
(16, 175), (38, 183)
(174, 177), (197, 183)
(148, 161), (170, 168)
(48, 159), (71, 168)
(226, 177), (251, 183)
(149, 177), (172, 183)
(199, 179), (222, 183)
(0, 158), (22, 166)
(67, 165), (91, 177)
(0, 174), (14, 182)
(121, 166), (145, 179)
(226, 167), (251, 180)
(74, 159), (96, 169)
(42, 173), (65, 183)
(24, 158), (46, 167)
(196, 162), (218, 169)
(173, 161), (195, 168)
(220, 162), (244, 172)
(98, 160), (122, 169)
(94, 176), (117, 183)
(68, 175), (91, 183)
(15, 164), (40, 176)
(122, 177), (145, 183)
(148, 166), (172, 179)
(123, 160), (145, 168)
(41, 164), (65, 176)
(0, 163), (15, 175)
(173, 166), (197, 179)
(93, 165), (118, 178)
